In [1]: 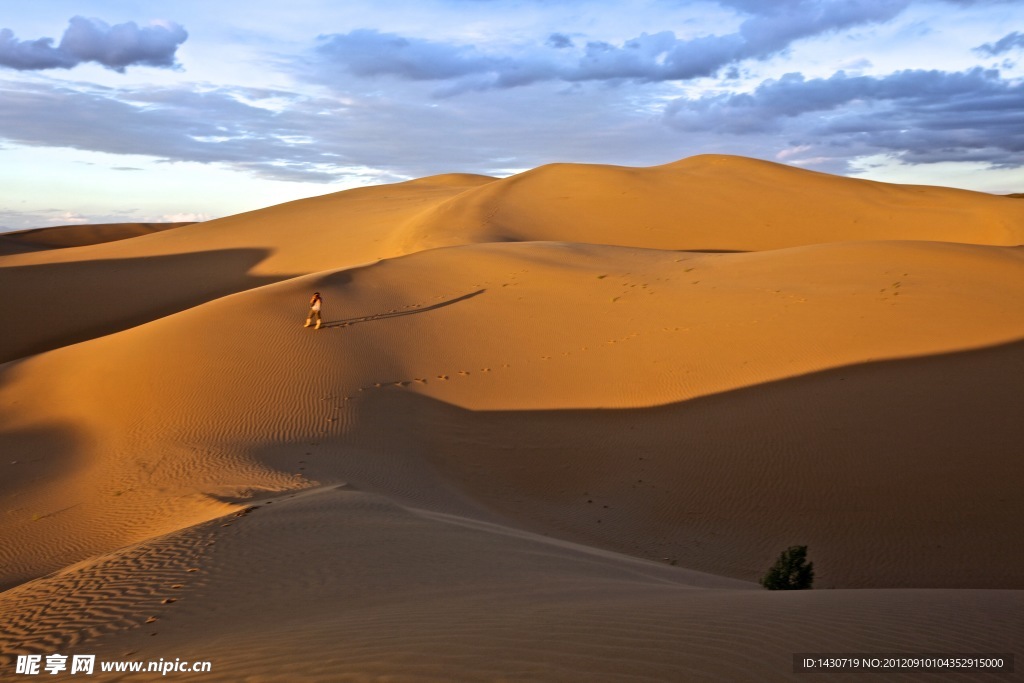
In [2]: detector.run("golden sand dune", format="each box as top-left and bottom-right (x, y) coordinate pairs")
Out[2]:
(0, 222), (195, 253)
(1, 155), (1022, 680)
(403, 155), (1024, 252)
(0, 174), (493, 363)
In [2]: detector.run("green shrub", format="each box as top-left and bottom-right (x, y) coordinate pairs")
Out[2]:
(761, 545), (814, 590)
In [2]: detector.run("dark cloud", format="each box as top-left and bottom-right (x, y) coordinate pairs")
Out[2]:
(0, 17), (187, 72)
(665, 67), (1024, 167)
(0, 30), (74, 70)
(974, 32), (1024, 56)
(310, 1), (914, 93)
(546, 33), (574, 49)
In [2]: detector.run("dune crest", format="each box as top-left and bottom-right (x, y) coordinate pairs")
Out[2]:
(401, 154), (1024, 252)
(0, 222), (195, 254)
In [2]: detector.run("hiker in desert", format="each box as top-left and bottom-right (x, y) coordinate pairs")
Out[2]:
(304, 291), (323, 329)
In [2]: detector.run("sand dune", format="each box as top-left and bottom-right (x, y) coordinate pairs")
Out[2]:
(402, 155), (1024, 252)
(3, 487), (1020, 681)
(0, 174), (493, 364)
(0, 222), (195, 252)
(1, 155), (1022, 680)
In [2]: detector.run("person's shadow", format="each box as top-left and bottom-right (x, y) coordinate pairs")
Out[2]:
(321, 289), (485, 329)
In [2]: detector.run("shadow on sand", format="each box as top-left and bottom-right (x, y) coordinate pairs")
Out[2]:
(322, 289), (485, 330)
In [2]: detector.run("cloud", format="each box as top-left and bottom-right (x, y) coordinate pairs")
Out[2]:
(0, 207), (212, 233)
(3, 1), (1018, 192)
(0, 81), (335, 181)
(0, 17), (187, 72)
(0, 30), (74, 70)
(974, 32), (1024, 56)
(546, 33), (574, 49)
(309, 1), (915, 93)
(0, 74), (688, 186)
(664, 67), (1024, 167)
(315, 29), (499, 80)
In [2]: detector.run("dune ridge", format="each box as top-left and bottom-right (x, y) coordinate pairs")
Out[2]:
(1, 155), (1022, 680)
(0, 222), (195, 251)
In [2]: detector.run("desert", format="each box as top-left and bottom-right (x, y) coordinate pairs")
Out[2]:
(1, 155), (1022, 680)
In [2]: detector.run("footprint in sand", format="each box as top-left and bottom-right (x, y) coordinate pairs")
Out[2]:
(458, 370), (470, 376)
(437, 375), (449, 380)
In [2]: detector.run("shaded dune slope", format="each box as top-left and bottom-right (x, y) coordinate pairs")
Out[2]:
(3, 486), (1020, 682)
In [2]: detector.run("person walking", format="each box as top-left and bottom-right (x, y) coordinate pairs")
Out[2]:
(304, 291), (323, 329)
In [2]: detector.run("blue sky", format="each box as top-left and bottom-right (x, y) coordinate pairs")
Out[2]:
(1, 0), (1022, 231)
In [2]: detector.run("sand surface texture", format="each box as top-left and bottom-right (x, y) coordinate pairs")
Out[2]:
(1, 155), (1022, 681)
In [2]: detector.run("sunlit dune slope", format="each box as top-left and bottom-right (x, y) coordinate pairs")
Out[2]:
(2, 239), (1021, 590)
(401, 155), (1024, 251)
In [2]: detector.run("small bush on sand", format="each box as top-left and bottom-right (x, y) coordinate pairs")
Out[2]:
(761, 545), (814, 590)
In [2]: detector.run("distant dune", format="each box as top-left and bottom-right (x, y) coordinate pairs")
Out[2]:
(1, 155), (1021, 680)
(0, 221), (195, 254)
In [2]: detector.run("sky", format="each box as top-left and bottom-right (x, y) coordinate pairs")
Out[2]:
(1, 0), (1022, 232)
